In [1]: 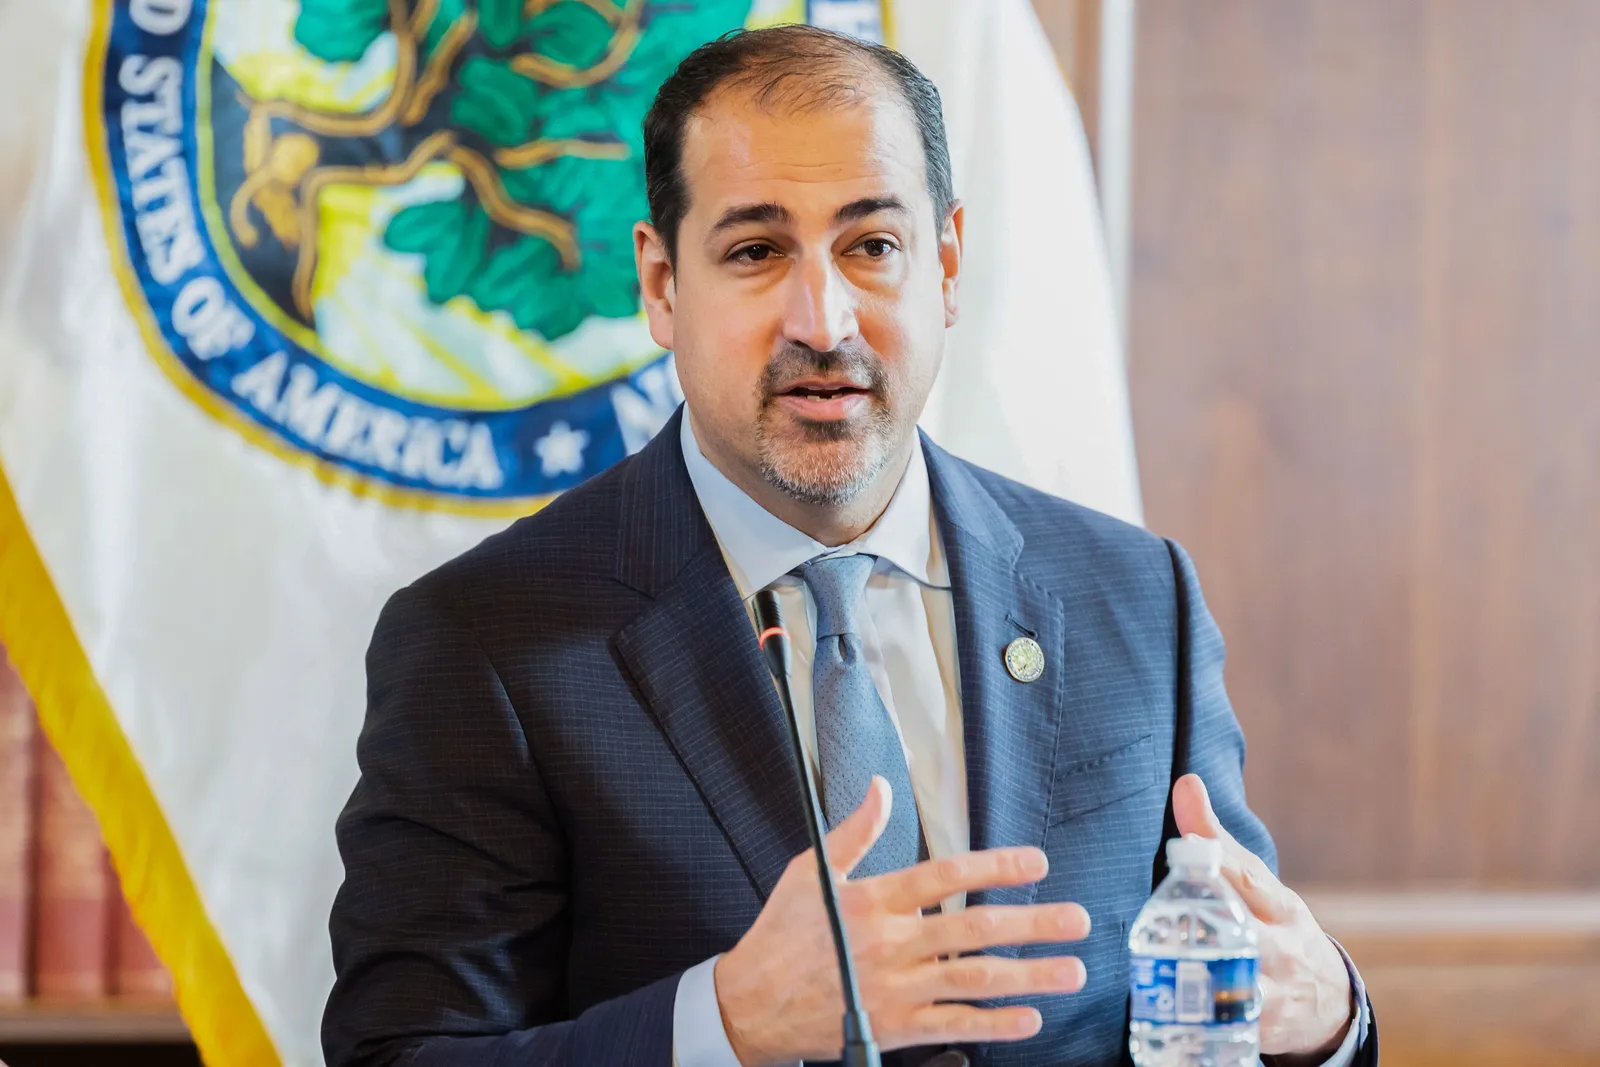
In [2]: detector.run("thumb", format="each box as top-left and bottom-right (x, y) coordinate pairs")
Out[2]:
(1172, 774), (1293, 923)
(822, 776), (892, 879)
(1172, 773), (1229, 841)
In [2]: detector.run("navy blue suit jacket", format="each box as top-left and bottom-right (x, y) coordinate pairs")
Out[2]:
(324, 408), (1375, 1066)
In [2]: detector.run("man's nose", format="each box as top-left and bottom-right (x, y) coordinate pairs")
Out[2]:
(780, 253), (860, 354)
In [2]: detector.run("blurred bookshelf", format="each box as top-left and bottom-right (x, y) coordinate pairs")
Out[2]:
(0, 1001), (193, 1067)
(2, 655), (187, 1065)
(0, 1000), (187, 1042)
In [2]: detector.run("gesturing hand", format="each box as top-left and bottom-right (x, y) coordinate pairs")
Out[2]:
(1172, 774), (1355, 1063)
(713, 777), (1092, 1067)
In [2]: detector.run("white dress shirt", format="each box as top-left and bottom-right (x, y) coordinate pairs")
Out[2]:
(668, 410), (1361, 1067)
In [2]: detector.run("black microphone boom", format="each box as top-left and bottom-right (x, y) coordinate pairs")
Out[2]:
(753, 589), (882, 1067)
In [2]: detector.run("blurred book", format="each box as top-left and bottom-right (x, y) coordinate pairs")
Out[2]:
(31, 733), (109, 1000)
(0, 650), (31, 1003)
(0, 647), (175, 1015)
(109, 872), (172, 1000)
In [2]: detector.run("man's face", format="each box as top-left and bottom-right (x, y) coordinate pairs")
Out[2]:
(635, 80), (962, 506)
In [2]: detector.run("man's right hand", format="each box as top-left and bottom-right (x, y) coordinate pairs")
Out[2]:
(712, 777), (1091, 1066)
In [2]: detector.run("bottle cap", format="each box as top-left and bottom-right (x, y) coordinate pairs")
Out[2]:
(1166, 834), (1223, 870)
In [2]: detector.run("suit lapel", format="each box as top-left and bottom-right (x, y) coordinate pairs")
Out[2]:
(611, 410), (808, 901)
(924, 438), (1068, 943)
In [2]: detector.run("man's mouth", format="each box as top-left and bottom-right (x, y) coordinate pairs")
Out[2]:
(771, 379), (873, 419)
(777, 378), (870, 400)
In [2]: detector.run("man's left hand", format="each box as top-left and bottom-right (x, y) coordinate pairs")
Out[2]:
(1172, 773), (1354, 1064)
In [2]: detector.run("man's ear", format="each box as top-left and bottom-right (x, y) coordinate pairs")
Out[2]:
(940, 201), (964, 327)
(634, 220), (676, 351)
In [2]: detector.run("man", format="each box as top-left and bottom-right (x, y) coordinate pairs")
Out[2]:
(323, 25), (1375, 1067)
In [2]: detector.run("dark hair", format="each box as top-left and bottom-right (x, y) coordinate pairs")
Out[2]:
(642, 24), (955, 265)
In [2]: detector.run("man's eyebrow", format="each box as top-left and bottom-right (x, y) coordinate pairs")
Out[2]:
(709, 202), (792, 235)
(834, 196), (910, 224)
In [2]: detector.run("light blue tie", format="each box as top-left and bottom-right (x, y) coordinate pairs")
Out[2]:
(799, 554), (923, 878)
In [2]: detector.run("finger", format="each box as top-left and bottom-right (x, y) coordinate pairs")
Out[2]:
(822, 775), (891, 878)
(1171, 773), (1233, 843)
(1218, 853), (1295, 924)
(905, 954), (1087, 1001)
(900, 1003), (1043, 1046)
(871, 847), (1048, 912)
(1169, 827), (1293, 925)
(1170, 776), (1293, 923)
(914, 903), (1092, 959)
(1202, 828), (1295, 924)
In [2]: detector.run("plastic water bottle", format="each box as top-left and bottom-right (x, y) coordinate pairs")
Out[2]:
(1128, 835), (1262, 1067)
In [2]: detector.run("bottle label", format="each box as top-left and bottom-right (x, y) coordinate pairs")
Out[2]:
(1129, 955), (1261, 1025)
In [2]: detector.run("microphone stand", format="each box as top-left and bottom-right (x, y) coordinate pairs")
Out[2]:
(754, 589), (882, 1067)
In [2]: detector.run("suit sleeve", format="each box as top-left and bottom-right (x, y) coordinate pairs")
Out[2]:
(1163, 540), (1379, 1066)
(322, 581), (677, 1067)
(1163, 538), (1278, 873)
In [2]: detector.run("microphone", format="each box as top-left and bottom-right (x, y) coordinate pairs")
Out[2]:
(754, 589), (882, 1067)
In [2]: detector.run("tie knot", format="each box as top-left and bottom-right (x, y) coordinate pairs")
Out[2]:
(799, 553), (875, 638)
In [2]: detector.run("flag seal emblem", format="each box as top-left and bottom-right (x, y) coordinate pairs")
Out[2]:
(86, 0), (764, 511)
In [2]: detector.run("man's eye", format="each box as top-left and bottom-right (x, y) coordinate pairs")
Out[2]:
(857, 238), (896, 258)
(731, 244), (775, 263)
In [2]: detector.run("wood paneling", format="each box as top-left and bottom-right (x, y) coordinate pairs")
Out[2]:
(1128, 0), (1600, 888)
(1305, 891), (1600, 1064)
(1358, 965), (1600, 1067)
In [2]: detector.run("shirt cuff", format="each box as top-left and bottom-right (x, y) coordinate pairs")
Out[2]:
(672, 954), (745, 1067)
(1311, 936), (1371, 1067)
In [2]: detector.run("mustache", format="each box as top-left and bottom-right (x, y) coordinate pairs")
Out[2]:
(758, 343), (889, 399)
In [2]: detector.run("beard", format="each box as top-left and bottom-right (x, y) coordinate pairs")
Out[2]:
(753, 342), (901, 506)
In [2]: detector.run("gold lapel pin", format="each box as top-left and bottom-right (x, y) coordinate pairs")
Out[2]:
(1003, 636), (1045, 683)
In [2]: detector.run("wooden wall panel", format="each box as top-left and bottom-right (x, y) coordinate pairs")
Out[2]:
(1128, 0), (1600, 888)
(1306, 891), (1600, 1064)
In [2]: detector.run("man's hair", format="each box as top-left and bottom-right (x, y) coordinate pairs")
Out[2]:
(642, 24), (955, 265)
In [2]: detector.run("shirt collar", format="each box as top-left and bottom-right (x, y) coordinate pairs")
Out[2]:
(680, 408), (950, 600)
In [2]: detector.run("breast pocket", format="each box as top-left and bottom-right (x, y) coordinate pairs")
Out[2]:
(1048, 732), (1160, 825)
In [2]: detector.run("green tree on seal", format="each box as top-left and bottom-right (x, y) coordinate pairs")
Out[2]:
(226, 0), (749, 342)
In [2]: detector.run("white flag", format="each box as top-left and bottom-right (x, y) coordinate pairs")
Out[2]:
(0, 2), (1138, 1065)
(899, 0), (1142, 524)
